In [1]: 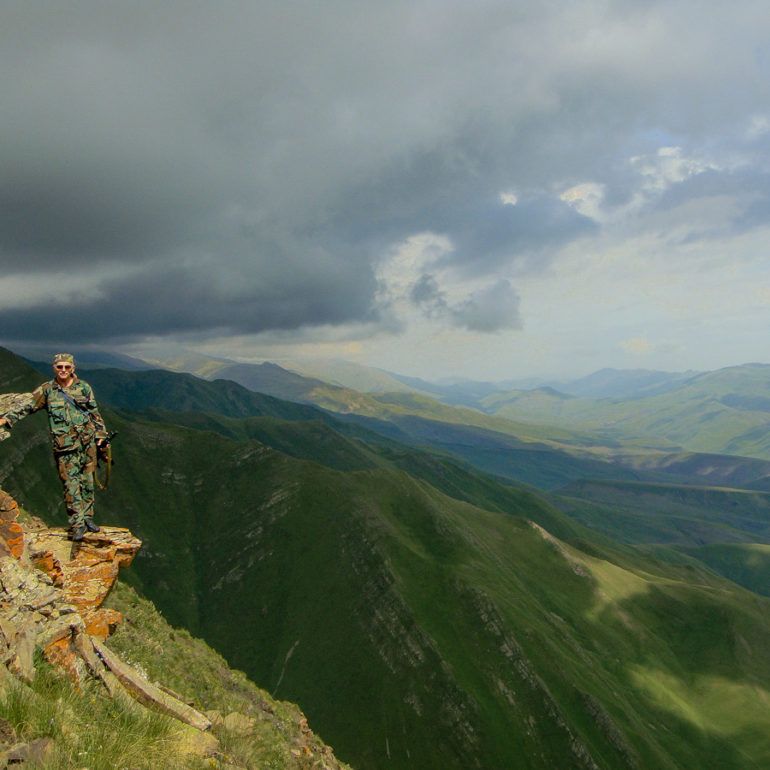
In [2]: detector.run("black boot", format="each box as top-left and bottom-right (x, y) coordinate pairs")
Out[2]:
(85, 519), (100, 533)
(69, 524), (86, 542)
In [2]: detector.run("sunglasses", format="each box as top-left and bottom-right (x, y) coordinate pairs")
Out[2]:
(54, 364), (73, 371)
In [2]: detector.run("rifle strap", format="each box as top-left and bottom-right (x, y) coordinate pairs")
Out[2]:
(50, 384), (88, 413)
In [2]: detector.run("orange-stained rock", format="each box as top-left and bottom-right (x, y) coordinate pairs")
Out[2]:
(27, 527), (141, 639)
(30, 550), (64, 587)
(0, 490), (24, 560)
(44, 636), (82, 683)
(85, 607), (124, 641)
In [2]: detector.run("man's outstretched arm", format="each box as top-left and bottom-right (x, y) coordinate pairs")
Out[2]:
(0, 386), (46, 429)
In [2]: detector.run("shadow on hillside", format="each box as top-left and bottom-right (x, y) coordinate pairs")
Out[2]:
(588, 582), (770, 769)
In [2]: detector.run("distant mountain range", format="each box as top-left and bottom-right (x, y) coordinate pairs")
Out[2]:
(481, 364), (770, 460)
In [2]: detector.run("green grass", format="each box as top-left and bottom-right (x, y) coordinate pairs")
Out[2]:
(0, 584), (349, 770)
(106, 582), (349, 770)
(553, 480), (770, 546)
(0, 654), (196, 770)
(5, 346), (770, 768)
(94, 430), (770, 769)
(680, 543), (770, 597)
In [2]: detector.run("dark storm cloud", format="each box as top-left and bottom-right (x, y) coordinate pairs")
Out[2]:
(436, 196), (597, 274)
(1, 1), (769, 342)
(0, 257), (378, 343)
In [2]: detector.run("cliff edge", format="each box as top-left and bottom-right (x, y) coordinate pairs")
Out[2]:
(0, 486), (349, 769)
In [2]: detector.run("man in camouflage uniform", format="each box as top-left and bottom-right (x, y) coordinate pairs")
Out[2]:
(0, 353), (109, 541)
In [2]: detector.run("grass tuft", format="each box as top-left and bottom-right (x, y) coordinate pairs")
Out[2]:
(0, 657), (199, 770)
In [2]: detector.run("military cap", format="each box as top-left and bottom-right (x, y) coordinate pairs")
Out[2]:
(52, 353), (75, 366)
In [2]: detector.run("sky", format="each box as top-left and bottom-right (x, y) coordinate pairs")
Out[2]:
(2, 1), (770, 380)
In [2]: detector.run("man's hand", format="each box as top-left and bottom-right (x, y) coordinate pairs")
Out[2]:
(0, 418), (7, 427)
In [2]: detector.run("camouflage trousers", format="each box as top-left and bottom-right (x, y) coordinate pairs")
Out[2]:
(55, 444), (97, 531)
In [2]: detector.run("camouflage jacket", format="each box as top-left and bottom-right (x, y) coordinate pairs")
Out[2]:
(3, 378), (108, 453)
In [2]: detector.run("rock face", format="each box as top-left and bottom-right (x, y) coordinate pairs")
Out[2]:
(0, 486), (212, 733)
(27, 525), (141, 640)
(0, 491), (24, 560)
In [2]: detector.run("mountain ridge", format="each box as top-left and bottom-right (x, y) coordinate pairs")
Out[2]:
(4, 346), (770, 768)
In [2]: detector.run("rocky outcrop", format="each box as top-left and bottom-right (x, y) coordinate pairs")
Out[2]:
(27, 525), (141, 639)
(0, 489), (24, 560)
(0, 487), (213, 736)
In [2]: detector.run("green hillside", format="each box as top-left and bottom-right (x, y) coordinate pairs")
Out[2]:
(0, 347), (47, 392)
(135, 351), (601, 446)
(156, 354), (770, 488)
(237, 359), (427, 396)
(0, 578), (350, 769)
(4, 408), (770, 767)
(29, 364), (328, 424)
(132, 350), (770, 463)
(81, 428), (770, 769)
(554, 479), (770, 546)
(5, 346), (770, 768)
(679, 544), (770, 597)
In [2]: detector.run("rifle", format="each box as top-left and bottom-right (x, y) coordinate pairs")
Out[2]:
(96, 430), (118, 490)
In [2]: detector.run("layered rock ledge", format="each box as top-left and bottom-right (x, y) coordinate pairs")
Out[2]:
(0, 487), (212, 734)
(27, 524), (141, 640)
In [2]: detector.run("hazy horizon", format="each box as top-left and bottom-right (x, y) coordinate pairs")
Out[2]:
(9, 338), (768, 388)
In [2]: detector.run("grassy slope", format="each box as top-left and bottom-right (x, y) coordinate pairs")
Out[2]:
(129, 351), (601, 446)
(143, 440), (770, 769)
(6, 411), (769, 769)
(678, 544), (770, 598)
(62, 366), (329, 423)
(5, 348), (770, 768)
(207, 357), (770, 490)
(77, 350), (770, 464)
(105, 582), (350, 769)
(553, 478), (770, 616)
(554, 480), (770, 547)
(0, 579), (349, 770)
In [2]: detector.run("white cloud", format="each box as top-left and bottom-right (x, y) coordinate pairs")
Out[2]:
(560, 183), (605, 221)
(630, 146), (717, 192)
(375, 233), (521, 333)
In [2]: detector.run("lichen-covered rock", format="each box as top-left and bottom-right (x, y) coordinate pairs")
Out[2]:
(27, 527), (141, 640)
(0, 490), (25, 560)
(222, 711), (256, 735)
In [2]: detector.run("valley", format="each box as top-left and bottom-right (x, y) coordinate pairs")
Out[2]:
(3, 347), (770, 768)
